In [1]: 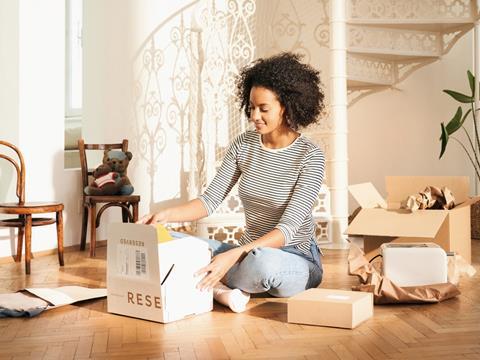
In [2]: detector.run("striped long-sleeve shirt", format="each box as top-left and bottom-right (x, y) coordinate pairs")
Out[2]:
(198, 130), (325, 256)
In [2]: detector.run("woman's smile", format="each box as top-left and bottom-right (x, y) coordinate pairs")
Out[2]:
(254, 121), (266, 130)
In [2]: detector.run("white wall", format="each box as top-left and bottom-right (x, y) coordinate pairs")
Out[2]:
(0, 0), (19, 203)
(0, 0), (19, 254)
(0, 0), (83, 258)
(348, 31), (475, 211)
(83, 0), (133, 143)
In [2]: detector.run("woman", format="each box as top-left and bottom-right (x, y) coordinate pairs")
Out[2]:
(138, 52), (325, 312)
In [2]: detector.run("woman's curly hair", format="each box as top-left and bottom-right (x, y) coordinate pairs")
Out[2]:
(236, 52), (325, 130)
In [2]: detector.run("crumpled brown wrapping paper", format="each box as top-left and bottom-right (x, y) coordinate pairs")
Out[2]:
(401, 186), (455, 212)
(447, 253), (477, 286)
(348, 242), (460, 304)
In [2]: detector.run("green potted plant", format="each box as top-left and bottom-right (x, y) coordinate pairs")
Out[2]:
(439, 70), (479, 238)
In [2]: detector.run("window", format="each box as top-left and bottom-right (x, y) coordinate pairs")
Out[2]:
(65, 0), (83, 168)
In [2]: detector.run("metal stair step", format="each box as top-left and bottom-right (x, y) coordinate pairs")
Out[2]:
(348, 25), (443, 57)
(347, 54), (395, 86)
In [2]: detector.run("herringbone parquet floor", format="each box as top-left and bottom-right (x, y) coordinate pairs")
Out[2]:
(0, 240), (479, 360)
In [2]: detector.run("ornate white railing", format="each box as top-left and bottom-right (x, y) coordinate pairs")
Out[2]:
(132, 1), (201, 205)
(132, 0), (255, 206)
(196, 184), (333, 245)
(348, 0), (474, 23)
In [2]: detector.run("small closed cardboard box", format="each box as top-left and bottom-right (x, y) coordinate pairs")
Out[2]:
(347, 176), (475, 264)
(288, 288), (373, 329)
(107, 223), (213, 323)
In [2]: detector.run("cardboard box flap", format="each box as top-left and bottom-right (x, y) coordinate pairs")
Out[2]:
(385, 176), (469, 204)
(349, 183), (387, 209)
(346, 208), (448, 238)
(454, 195), (480, 209)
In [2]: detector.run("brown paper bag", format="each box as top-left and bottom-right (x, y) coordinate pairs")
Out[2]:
(401, 186), (455, 212)
(348, 242), (460, 304)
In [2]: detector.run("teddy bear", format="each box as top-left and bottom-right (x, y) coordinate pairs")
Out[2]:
(83, 163), (122, 196)
(84, 149), (134, 196)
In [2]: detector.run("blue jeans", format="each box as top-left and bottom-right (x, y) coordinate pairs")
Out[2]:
(172, 232), (323, 298)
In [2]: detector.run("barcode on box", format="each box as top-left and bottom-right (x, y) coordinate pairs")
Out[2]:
(117, 245), (148, 279)
(136, 250), (147, 276)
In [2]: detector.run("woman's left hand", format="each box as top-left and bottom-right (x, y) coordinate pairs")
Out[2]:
(196, 248), (243, 291)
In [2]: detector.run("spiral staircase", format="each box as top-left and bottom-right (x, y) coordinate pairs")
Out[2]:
(346, 0), (477, 106)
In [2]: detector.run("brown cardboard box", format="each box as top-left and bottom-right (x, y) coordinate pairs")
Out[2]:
(287, 288), (373, 329)
(347, 176), (475, 263)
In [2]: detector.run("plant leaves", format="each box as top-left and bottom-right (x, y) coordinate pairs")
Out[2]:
(445, 107), (463, 135)
(443, 89), (474, 103)
(439, 107), (469, 140)
(468, 70), (475, 96)
(440, 123), (449, 159)
(461, 108), (472, 125)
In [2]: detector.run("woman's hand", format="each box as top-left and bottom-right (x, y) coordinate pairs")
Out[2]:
(196, 248), (243, 291)
(136, 209), (170, 226)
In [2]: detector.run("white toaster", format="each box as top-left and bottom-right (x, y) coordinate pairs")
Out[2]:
(381, 243), (448, 287)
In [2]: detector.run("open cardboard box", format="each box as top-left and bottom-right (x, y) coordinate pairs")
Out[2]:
(347, 176), (476, 264)
(107, 223), (213, 323)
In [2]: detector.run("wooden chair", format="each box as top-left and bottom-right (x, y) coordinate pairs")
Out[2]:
(78, 139), (140, 257)
(0, 140), (64, 274)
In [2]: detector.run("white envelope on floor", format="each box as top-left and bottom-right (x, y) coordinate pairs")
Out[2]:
(25, 286), (107, 307)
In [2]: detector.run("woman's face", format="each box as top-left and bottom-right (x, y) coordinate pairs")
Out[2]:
(248, 86), (287, 135)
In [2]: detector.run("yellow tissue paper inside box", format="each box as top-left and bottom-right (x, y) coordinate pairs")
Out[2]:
(156, 224), (173, 243)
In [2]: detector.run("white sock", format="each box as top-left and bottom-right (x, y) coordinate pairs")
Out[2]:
(213, 283), (250, 313)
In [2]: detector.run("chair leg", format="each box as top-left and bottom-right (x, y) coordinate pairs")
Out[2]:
(132, 202), (139, 223)
(16, 225), (24, 263)
(89, 204), (97, 257)
(24, 214), (32, 275)
(56, 210), (64, 266)
(80, 206), (88, 251)
(122, 204), (129, 223)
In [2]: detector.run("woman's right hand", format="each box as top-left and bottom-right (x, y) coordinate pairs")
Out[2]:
(136, 209), (170, 226)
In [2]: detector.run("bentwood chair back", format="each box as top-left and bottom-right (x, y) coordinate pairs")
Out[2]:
(0, 140), (64, 274)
